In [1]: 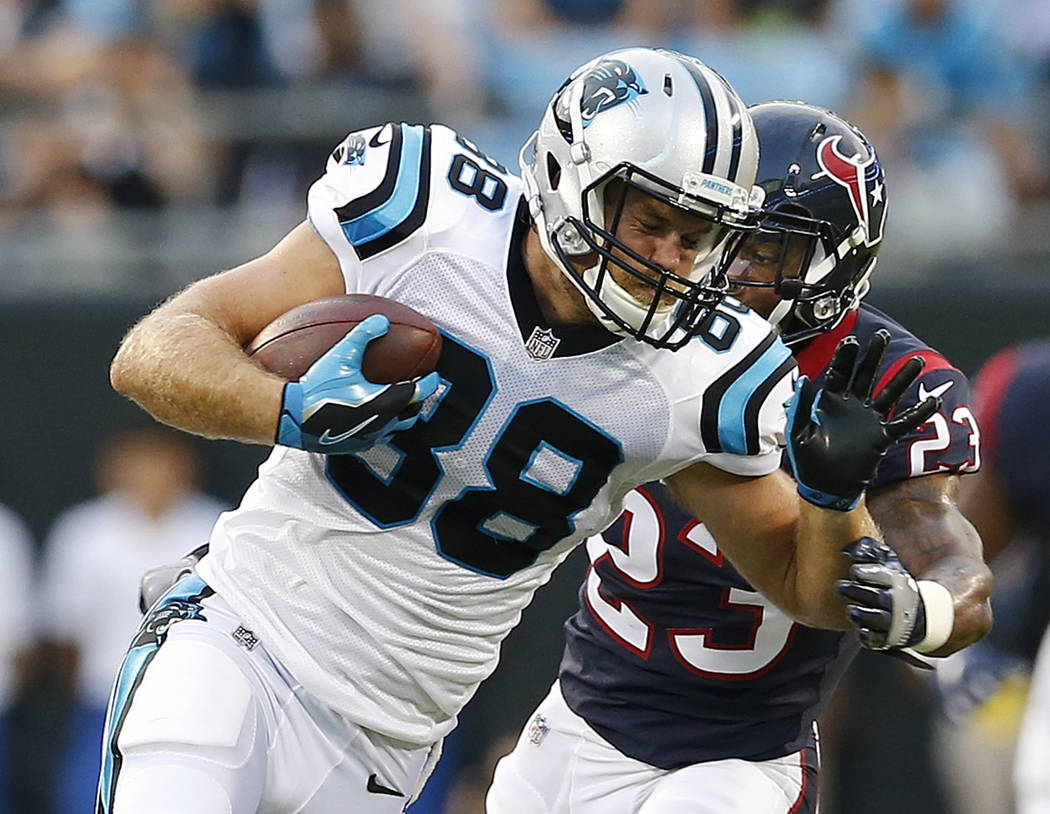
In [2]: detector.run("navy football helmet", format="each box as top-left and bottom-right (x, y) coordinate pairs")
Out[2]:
(725, 101), (887, 345)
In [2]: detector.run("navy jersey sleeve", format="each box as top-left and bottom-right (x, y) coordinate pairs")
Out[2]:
(872, 353), (979, 488)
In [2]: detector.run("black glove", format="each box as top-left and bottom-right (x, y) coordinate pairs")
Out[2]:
(139, 543), (209, 613)
(836, 536), (926, 649)
(786, 330), (940, 511)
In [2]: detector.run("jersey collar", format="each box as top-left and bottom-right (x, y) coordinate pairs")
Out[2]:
(506, 198), (622, 358)
(792, 309), (860, 380)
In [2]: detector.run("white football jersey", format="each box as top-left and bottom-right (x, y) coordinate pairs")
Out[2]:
(197, 123), (796, 746)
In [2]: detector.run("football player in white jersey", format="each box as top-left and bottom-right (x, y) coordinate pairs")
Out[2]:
(485, 102), (992, 814)
(104, 49), (935, 814)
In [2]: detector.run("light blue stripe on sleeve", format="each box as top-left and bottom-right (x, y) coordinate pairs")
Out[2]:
(717, 339), (793, 455)
(341, 124), (424, 246)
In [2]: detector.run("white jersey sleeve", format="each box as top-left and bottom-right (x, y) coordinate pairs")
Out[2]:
(307, 122), (514, 296)
(662, 299), (796, 479)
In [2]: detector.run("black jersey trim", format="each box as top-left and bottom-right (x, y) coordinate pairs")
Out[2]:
(700, 332), (779, 453)
(354, 125), (432, 261)
(505, 198), (621, 357)
(334, 123), (404, 223)
(742, 354), (795, 455)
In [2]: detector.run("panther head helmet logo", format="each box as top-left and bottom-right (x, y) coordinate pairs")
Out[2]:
(555, 59), (649, 133)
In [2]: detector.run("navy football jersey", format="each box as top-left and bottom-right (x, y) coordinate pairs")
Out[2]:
(559, 302), (979, 769)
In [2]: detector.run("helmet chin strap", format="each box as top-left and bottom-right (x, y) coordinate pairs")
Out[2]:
(580, 260), (673, 337)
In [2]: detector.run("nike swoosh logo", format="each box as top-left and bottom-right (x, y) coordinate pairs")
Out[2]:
(368, 126), (391, 147)
(366, 774), (404, 797)
(318, 417), (376, 445)
(917, 380), (954, 402)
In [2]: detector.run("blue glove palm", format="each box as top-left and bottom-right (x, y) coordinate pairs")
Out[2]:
(276, 314), (439, 454)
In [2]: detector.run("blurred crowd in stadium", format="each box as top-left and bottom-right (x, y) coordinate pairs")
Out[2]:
(1, 0), (1048, 247)
(2, 1), (1050, 813)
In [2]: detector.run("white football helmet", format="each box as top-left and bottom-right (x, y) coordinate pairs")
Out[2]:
(520, 47), (762, 349)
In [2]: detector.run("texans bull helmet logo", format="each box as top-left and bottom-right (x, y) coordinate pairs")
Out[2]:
(815, 135), (886, 248)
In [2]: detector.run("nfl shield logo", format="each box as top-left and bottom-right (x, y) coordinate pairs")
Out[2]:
(525, 327), (560, 360)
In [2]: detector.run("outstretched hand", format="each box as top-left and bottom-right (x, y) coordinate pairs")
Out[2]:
(277, 314), (439, 454)
(785, 330), (939, 511)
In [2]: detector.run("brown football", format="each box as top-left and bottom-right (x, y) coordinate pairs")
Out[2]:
(246, 294), (442, 384)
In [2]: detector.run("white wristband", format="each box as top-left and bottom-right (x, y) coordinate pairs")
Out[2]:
(913, 580), (955, 654)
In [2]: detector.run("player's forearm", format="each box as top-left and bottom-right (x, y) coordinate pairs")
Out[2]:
(870, 483), (993, 655)
(789, 499), (881, 630)
(914, 553), (993, 654)
(111, 303), (286, 445)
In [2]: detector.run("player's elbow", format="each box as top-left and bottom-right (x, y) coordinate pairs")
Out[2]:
(110, 328), (144, 398)
(110, 318), (164, 407)
(946, 566), (995, 654)
(921, 559), (994, 657)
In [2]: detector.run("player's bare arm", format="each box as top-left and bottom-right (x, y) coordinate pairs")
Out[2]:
(666, 463), (877, 628)
(670, 331), (937, 630)
(110, 221), (345, 443)
(869, 473), (993, 655)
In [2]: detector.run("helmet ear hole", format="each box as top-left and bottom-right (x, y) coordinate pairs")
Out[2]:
(546, 153), (562, 191)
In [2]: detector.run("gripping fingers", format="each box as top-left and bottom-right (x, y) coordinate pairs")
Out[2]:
(411, 371), (441, 404)
(383, 372), (440, 435)
(852, 330), (889, 402)
(351, 313), (392, 344)
(836, 580), (891, 609)
(850, 563), (897, 588)
(303, 314), (391, 382)
(786, 375), (816, 432)
(332, 313), (391, 361)
(843, 536), (894, 564)
(847, 605), (892, 633)
(857, 626), (891, 649)
(824, 337), (859, 396)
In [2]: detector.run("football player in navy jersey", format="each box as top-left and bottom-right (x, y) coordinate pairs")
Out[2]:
(487, 101), (993, 814)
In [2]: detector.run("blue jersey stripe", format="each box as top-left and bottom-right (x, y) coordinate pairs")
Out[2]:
(340, 124), (425, 247)
(717, 339), (793, 455)
(98, 573), (210, 813)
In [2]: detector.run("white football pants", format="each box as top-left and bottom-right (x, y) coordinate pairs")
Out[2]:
(487, 682), (818, 814)
(97, 575), (439, 814)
